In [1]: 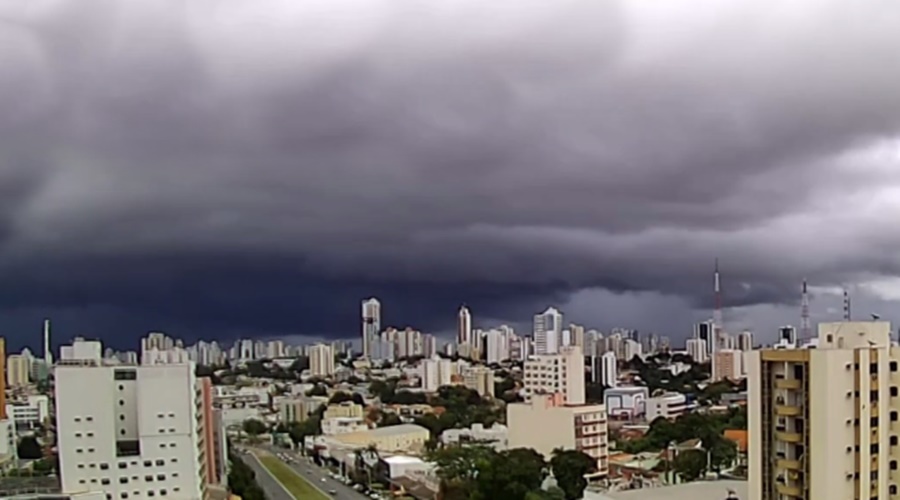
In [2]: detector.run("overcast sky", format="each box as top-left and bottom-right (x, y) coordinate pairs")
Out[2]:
(1, 0), (900, 350)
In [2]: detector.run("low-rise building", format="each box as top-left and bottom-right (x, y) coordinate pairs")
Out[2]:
(604, 386), (649, 420)
(462, 367), (495, 398)
(5, 395), (50, 430)
(323, 402), (365, 420)
(440, 423), (508, 450)
(645, 393), (687, 422)
(330, 424), (430, 453)
(321, 417), (368, 436)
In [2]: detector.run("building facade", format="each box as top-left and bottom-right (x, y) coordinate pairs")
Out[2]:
(523, 346), (585, 405)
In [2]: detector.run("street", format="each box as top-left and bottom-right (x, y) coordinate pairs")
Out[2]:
(242, 451), (296, 500)
(245, 446), (370, 500)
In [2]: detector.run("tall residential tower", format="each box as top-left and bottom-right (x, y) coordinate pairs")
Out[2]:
(361, 298), (381, 358)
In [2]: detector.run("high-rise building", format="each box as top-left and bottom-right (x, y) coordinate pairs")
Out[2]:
(738, 330), (754, 351)
(694, 320), (715, 356)
(533, 307), (563, 355)
(6, 354), (30, 387)
(463, 367), (495, 398)
(309, 344), (335, 377)
(55, 340), (210, 500)
(748, 321), (899, 500)
(421, 356), (456, 392)
(0, 338), (6, 419)
(484, 328), (509, 364)
(686, 338), (708, 364)
(458, 306), (472, 347)
(599, 351), (617, 387)
(523, 346), (585, 405)
(624, 339), (643, 362)
(44, 319), (53, 364)
(777, 325), (798, 346)
(362, 298), (381, 358)
(712, 349), (743, 381)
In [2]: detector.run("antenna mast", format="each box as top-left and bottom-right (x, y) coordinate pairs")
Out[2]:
(713, 258), (723, 350)
(800, 279), (811, 341)
(843, 288), (851, 321)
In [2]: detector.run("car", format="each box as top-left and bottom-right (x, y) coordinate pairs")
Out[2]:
(321, 478), (327, 483)
(328, 490), (336, 495)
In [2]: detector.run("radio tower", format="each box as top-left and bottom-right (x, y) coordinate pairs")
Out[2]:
(800, 279), (811, 341)
(713, 258), (723, 351)
(843, 288), (851, 321)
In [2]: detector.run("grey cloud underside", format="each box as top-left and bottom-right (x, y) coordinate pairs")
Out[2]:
(1, 0), (900, 344)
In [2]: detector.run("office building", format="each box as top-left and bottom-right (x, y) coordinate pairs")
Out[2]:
(309, 343), (335, 377)
(55, 339), (210, 500)
(738, 330), (754, 351)
(523, 346), (585, 405)
(463, 366), (495, 398)
(458, 306), (472, 347)
(748, 321), (900, 500)
(694, 320), (715, 356)
(421, 356), (456, 393)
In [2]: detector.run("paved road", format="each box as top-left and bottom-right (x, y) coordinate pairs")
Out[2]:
(242, 451), (296, 500)
(249, 447), (370, 500)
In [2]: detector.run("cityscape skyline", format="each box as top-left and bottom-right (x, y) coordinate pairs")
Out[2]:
(2, 0), (900, 351)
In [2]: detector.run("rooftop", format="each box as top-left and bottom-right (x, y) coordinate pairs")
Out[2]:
(597, 480), (747, 500)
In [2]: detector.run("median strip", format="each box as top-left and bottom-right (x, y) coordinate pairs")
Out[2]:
(254, 453), (330, 500)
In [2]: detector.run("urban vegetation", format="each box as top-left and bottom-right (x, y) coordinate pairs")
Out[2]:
(427, 445), (595, 500)
(227, 451), (267, 500)
(258, 455), (329, 500)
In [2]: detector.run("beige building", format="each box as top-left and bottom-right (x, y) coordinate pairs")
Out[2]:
(332, 424), (430, 452)
(6, 355), (30, 387)
(463, 366), (495, 398)
(323, 401), (365, 419)
(712, 349), (743, 381)
(524, 346), (585, 405)
(279, 397), (325, 423)
(508, 394), (608, 476)
(309, 343), (335, 377)
(748, 321), (900, 500)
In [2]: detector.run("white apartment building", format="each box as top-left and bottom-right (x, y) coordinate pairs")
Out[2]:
(463, 367), (495, 398)
(309, 344), (335, 377)
(737, 330), (753, 351)
(645, 393), (688, 422)
(590, 352), (617, 387)
(507, 394), (608, 477)
(533, 307), (563, 355)
(362, 298), (381, 358)
(142, 348), (190, 366)
(748, 321), (900, 500)
(420, 357), (456, 393)
(686, 338), (708, 364)
(321, 417), (368, 436)
(623, 339), (642, 362)
(523, 346), (585, 405)
(55, 341), (210, 500)
(484, 329), (509, 364)
(713, 349), (744, 381)
(6, 394), (50, 430)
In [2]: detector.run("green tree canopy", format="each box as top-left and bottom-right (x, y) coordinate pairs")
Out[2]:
(673, 449), (707, 482)
(242, 419), (268, 436)
(550, 449), (596, 500)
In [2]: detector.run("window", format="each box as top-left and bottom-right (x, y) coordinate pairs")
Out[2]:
(76, 433), (82, 438)
(872, 363), (879, 374)
(79, 480), (86, 484)
(100, 463), (109, 470)
(88, 448), (95, 453)
(172, 472), (178, 477)
(121, 494), (129, 499)
(119, 400), (125, 406)
(75, 417), (82, 422)
(160, 443), (166, 448)
(157, 474), (165, 481)
(155, 459), (164, 466)
(159, 490), (167, 496)
(90, 464), (96, 468)
(101, 478), (111, 485)
(107, 495), (112, 500)
(119, 463), (128, 469)
(76, 449), (83, 454)
(119, 384), (125, 390)
(891, 460), (897, 470)
(892, 412), (898, 422)
(872, 443), (880, 454)
(892, 436), (899, 446)
(120, 415), (126, 421)
(145, 475), (153, 482)
(148, 492), (155, 497)
(114, 370), (137, 380)
(86, 416), (93, 421)
(88, 432), (94, 437)
(893, 387), (899, 397)
(121, 430), (126, 436)
(144, 460), (152, 467)
(891, 485), (898, 494)
(892, 361), (898, 372)
(172, 488), (180, 493)
(78, 464), (85, 469)
(120, 478), (129, 484)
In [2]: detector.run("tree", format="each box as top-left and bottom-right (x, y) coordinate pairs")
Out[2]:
(378, 413), (403, 427)
(228, 453), (267, 500)
(550, 449), (595, 500)
(305, 384), (328, 397)
(242, 419), (268, 436)
(475, 448), (547, 500)
(707, 435), (737, 472)
(32, 457), (56, 475)
(672, 449), (706, 482)
(526, 487), (566, 500)
(17, 436), (43, 459)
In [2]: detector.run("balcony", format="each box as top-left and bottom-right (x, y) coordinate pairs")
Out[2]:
(775, 432), (802, 443)
(775, 405), (802, 416)
(775, 378), (802, 390)
(776, 459), (801, 470)
(776, 483), (803, 497)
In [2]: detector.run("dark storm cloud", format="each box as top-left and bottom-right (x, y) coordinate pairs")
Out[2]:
(1, 0), (900, 347)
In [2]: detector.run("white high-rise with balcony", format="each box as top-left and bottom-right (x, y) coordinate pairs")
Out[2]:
(309, 344), (335, 377)
(362, 298), (381, 358)
(55, 340), (209, 500)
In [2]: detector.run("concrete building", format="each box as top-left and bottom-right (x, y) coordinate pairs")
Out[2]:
(604, 387), (649, 420)
(623, 340), (643, 362)
(330, 424), (430, 453)
(362, 298), (381, 359)
(645, 393), (688, 422)
(6, 355), (30, 387)
(737, 331), (753, 351)
(440, 423), (508, 450)
(533, 307), (563, 355)
(463, 367), (495, 398)
(713, 349), (743, 381)
(747, 321), (900, 500)
(6, 395), (50, 430)
(323, 402), (364, 420)
(309, 343), (335, 377)
(279, 398), (325, 424)
(420, 357), (456, 393)
(524, 346), (585, 405)
(507, 394), (608, 476)
(685, 338), (708, 364)
(54, 339), (211, 500)
(321, 417), (368, 436)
